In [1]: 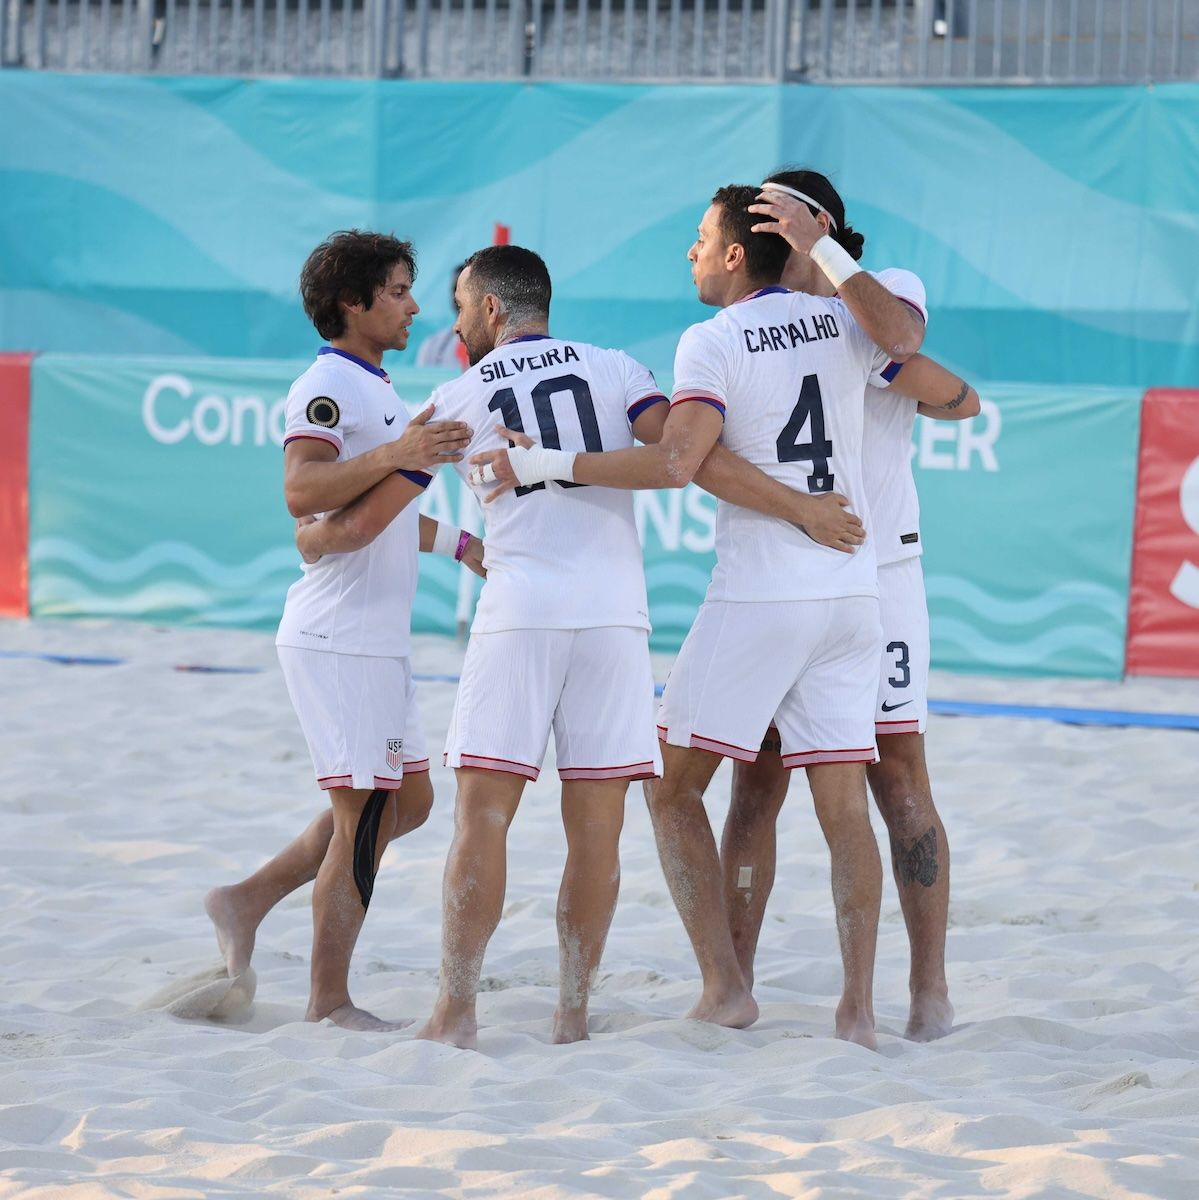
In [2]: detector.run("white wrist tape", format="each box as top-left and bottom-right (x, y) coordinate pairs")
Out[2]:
(809, 234), (862, 290)
(507, 444), (576, 486)
(431, 522), (460, 557)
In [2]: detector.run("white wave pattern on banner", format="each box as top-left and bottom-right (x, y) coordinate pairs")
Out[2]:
(31, 538), (300, 588)
(30, 538), (474, 635)
(30, 575), (285, 625)
(925, 575), (1127, 626)
(933, 618), (1124, 669)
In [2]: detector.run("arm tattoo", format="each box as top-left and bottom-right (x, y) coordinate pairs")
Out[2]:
(892, 827), (939, 887)
(942, 381), (969, 411)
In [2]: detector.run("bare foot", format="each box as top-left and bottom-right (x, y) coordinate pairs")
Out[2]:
(416, 1005), (478, 1050)
(906, 992), (954, 1042)
(835, 1001), (878, 1050)
(552, 1009), (590, 1044)
(204, 886), (258, 977)
(687, 987), (759, 1029)
(308, 1001), (411, 1032)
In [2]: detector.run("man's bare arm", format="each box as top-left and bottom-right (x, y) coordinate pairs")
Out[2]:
(283, 404), (472, 517)
(470, 401), (725, 502)
(889, 354), (981, 421)
(747, 190), (924, 362)
(836, 273), (926, 363)
(296, 473), (427, 559)
(630, 403), (864, 552)
(419, 514), (485, 578)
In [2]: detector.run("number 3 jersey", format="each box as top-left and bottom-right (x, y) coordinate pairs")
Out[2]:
(673, 286), (893, 604)
(429, 334), (667, 633)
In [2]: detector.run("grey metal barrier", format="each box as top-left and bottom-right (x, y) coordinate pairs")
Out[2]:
(2, 0), (1196, 82)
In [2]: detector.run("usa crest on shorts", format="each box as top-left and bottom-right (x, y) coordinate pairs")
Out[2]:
(386, 738), (403, 771)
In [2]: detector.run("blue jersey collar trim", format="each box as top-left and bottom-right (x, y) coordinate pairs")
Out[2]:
(499, 334), (553, 346)
(738, 286), (792, 302)
(319, 345), (390, 379)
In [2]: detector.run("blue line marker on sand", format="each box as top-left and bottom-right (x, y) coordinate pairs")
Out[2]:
(0, 649), (127, 666)
(928, 698), (1199, 731)
(3, 657), (1196, 731)
(174, 665), (263, 674)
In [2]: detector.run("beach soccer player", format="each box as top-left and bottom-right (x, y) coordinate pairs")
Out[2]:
(205, 230), (476, 1031)
(469, 185), (967, 1047)
(718, 170), (979, 1041)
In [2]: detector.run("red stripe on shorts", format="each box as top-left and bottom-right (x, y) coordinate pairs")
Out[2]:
(876, 721), (920, 736)
(454, 753), (540, 781)
(559, 761), (657, 781)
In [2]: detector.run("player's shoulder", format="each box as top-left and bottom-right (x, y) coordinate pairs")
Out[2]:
(870, 266), (926, 306)
(287, 355), (352, 411)
(680, 312), (731, 347)
(290, 350), (378, 395)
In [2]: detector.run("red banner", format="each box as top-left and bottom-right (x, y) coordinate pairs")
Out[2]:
(0, 354), (32, 618)
(1126, 389), (1199, 677)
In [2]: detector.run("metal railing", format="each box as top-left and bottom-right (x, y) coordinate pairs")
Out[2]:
(2, 0), (1196, 81)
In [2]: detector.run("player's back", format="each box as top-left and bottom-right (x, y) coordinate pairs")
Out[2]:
(433, 335), (664, 633)
(678, 288), (889, 603)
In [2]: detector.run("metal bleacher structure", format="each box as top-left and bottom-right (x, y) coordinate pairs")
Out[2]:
(1, 0), (1195, 84)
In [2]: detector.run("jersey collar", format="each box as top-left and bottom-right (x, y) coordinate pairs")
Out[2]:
(319, 345), (391, 382)
(497, 333), (554, 347)
(735, 285), (792, 303)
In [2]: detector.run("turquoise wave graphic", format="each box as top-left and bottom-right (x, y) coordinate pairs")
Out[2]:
(932, 617), (1123, 673)
(925, 575), (1126, 626)
(31, 575), (286, 625)
(31, 538), (301, 588)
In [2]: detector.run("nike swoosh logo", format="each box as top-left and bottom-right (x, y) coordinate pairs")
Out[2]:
(880, 699), (912, 712)
(384, 414), (396, 425)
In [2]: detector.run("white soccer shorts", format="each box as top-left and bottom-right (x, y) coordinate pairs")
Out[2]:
(444, 627), (661, 782)
(277, 648), (429, 791)
(875, 557), (930, 737)
(657, 596), (882, 769)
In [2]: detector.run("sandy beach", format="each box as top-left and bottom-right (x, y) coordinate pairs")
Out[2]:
(2, 617), (1197, 1199)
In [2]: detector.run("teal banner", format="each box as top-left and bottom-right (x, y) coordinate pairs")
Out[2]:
(2, 76), (1196, 389)
(28, 357), (1138, 676)
(29, 356), (473, 637)
(914, 382), (1140, 678)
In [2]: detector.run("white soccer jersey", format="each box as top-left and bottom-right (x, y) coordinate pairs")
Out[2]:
(861, 268), (929, 566)
(431, 335), (665, 632)
(674, 287), (892, 602)
(275, 347), (430, 658)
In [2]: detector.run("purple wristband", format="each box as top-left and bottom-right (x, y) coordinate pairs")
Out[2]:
(454, 530), (473, 562)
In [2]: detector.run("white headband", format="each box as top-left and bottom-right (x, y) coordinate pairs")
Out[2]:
(759, 181), (839, 232)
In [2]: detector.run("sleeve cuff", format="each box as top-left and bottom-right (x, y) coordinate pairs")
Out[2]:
(284, 431), (343, 451)
(670, 394), (727, 418)
(397, 469), (433, 488)
(627, 393), (669, 423)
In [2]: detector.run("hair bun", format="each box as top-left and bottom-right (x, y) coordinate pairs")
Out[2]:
(837, 225), (866, 262)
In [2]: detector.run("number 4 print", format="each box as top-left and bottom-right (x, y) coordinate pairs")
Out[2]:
(776, 374), (834, 494)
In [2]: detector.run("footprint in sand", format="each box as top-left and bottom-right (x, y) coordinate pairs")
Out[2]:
(142, 964), (258, 1020)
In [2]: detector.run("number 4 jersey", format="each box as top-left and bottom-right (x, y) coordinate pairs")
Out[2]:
(673, 286), (894, 604)
(428, 334), (667, 633)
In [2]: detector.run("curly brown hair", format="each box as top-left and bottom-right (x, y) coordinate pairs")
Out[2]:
(299, 231), (418, 340)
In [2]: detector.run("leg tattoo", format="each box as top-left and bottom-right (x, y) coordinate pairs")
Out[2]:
(892, 826), (939, 888)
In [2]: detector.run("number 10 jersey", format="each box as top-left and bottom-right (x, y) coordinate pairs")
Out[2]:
(673, 287), (894, 604)
(429, 334), (666, 634)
